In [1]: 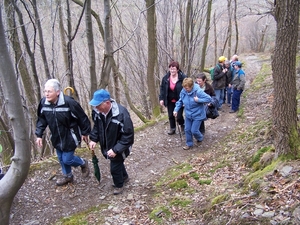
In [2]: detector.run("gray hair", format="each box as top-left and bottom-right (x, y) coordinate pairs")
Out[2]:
(44, 79), (61, 91)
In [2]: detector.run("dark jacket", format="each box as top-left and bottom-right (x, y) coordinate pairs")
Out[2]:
(159, 70), (187, 107)
(89, 100), (134, 160)
(35, 93), (91, 151)
(212, 63), (227, 89)
(202, 82), (215, 97)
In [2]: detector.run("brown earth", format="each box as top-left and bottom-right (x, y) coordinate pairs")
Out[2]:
(10, 53), (300, 225)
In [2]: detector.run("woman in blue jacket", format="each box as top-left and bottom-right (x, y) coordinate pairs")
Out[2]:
(173, 78), (212, 150)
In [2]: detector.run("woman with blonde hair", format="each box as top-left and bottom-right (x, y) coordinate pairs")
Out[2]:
(173, 78), (211, 150)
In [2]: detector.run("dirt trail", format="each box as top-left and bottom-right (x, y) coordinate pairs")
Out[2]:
(10, 53), (262, 225)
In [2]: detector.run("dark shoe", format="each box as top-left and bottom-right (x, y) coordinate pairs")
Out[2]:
(229, 110), (237, 113)
(183, 145), (193, 150)
(113, 187), (124, 195)
(81, 159), (90, 178)
(168, 129), (176, 135)
(56, 176), (73, 186)
(197, 139), (203, 143)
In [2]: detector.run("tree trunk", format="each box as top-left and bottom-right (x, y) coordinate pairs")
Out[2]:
(200, 0), (212, 71)
(272, 0), (300, 157)
(0, 10), (31, 224)
(145, 0), (159, 116)
(233, 0), (238, 54)
(85, 0), (97, 97)
(227, 0), (232, 58)
(32, 0), (51, 79)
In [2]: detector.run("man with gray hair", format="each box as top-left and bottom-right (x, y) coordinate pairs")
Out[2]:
(35, 79), (91, 186)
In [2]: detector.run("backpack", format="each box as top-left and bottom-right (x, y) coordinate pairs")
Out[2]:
(210, 64), (221, 81)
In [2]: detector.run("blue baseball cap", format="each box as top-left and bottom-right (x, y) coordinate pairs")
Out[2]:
(89, 89), (110, 106)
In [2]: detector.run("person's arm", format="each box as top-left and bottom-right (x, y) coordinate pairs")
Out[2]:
(70, 99), (91, 136)
(112, 108), (134, 154)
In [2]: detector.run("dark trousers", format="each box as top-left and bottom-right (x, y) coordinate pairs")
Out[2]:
(167, 102), (184, 129)
(199, 120), (205, 134)
(232, 89), (243, 111)
(110, 159), (128, 188)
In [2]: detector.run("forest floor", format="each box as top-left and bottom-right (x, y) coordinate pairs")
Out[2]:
(9, 53), (300, 225)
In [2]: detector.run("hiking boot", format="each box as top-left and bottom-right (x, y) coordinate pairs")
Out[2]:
(229, 110), (237, 113)
(113, 187), (124, 195)
(56, 176), (73, 186)
(168, 129), (176, 135)
(183, 145), (193, 150)
(81, 159), (90, 178)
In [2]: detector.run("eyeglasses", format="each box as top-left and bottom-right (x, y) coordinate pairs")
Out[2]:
(43, 90), (55, 94)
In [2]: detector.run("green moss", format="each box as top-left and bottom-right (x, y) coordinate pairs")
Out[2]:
(288, 126), (300, 158)
(149, 206), (171, 223)
(211, 194), (230, 207)
(244, 159), (278, 188)
(190, 172), (199, 180)
(250, 146), (274, 167)
(169, 179), (188, 189)
(199, 179), (212, 185)
(156, 163), (193, 186)
(55, 205), (106, 225)
(170, 197), (192, 207)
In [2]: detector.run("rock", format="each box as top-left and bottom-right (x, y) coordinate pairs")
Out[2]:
(253, 208), (264, 216)
(280, 166), (293, 177)
(292, 206), (300, 223)
(262, 211), (275, 217)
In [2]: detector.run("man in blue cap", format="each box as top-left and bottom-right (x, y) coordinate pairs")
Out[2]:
(229, 61), (246, 113)
(89, 89), (134, 195)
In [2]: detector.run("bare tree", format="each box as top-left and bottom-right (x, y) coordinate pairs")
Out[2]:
(272, 0), (300, 157)
(0, 9), (31, 224)
(200, 0), (212, 71)
(145, 0), (159, 116)
(85, 0), (97, 97)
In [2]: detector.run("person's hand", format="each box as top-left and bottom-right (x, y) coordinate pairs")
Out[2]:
(82, 135), (89, 143)
(89, 141), (97, 150)
(36, 137), (43, 148)
(228, 84), (232, 87)
(194, 96), (198, 102)
(173, 111), (178, 117)
(159, 100), (164, 106)
(107, 149), (116, 158)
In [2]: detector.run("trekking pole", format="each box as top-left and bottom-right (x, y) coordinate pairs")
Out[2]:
(176, 117), (183, 143)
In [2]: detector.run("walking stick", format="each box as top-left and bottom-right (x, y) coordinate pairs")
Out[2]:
(175, 117), (183, 143)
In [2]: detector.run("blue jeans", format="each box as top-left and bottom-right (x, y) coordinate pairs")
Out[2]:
(226, 87), (232, 104)
(185, 117), (203, 147)
(214, 89), (225, 109)
(56, 149), (84, 176)
(232, 89), (243, 111)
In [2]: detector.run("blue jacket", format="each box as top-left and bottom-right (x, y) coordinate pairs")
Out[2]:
(174, 84), (212, 121)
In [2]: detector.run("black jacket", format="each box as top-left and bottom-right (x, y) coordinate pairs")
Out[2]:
(35, 93), (91, 151)
(159, 70), (187, 107)
(89, 100), (134, 160)
(212, 63), (227, 89)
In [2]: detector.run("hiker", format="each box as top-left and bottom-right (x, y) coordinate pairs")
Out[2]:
(229, 61), (246, 113)
(35, 79), (91, 186)
(159, 61), (187, 135)
(212, 56), (227, 111)
(195, 73), (215, 135)
(89, 89), (134, 195)
(173, 78), (212, 150)
(226, 55), (239, 106)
